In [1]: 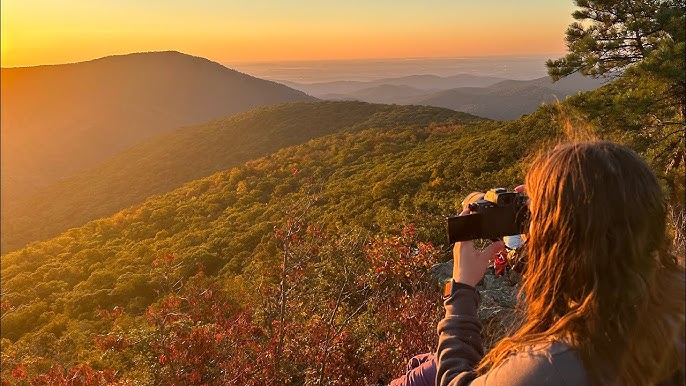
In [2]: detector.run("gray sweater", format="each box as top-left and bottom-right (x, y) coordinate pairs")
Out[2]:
(436, 284), (588, 386)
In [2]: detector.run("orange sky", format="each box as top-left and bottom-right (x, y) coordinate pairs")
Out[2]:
(1, 1), (576, 67)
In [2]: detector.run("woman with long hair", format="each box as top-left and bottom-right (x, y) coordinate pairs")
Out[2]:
(437, 141), (685, 385)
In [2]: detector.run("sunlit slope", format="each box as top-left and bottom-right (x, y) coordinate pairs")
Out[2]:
(1, 101), (480, 253)
(0, 103), (561, 345)
(0, 51), (314, 202)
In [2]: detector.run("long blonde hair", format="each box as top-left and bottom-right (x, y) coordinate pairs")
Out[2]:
(476, 141), (685, 385)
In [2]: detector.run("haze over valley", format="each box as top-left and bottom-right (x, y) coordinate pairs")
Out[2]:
(279, 72), (605, 120)
(231, 55), (606, 120)
(228, 55), (556, 83)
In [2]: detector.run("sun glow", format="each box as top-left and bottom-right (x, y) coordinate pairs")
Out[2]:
(0, 0), (575, 68)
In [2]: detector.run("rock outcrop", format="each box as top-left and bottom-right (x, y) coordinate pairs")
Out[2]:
(431, 261), (523, 349)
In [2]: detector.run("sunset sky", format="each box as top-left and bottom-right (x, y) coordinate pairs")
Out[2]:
(1, 0), (576, 68)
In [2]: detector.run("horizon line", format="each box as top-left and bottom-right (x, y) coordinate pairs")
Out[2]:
(224, 52), (565, 65)
(1, 50), (566, 69)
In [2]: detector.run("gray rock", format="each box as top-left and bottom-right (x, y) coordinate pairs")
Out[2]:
(430, 261), (453, 284)
(477, 272), (522, 349)
(481, 288), (518, 309)
(480, 272), (513, 290)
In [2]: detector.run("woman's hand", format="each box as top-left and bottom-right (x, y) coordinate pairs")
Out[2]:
(452, 208), (505, 287)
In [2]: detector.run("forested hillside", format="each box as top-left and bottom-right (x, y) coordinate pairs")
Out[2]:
(0, 51), (314, 204)
(1, 102), (479, 253)
(0, 103), (561, 384)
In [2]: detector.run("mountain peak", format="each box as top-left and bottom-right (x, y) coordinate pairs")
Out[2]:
(1, 52), (315, 209)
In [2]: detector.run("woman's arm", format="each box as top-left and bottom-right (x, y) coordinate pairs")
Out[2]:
(436, 283), (483, 386)
(437, 228), (503, 386)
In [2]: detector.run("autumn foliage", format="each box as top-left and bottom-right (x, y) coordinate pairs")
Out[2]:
(2, 223), (444, 385)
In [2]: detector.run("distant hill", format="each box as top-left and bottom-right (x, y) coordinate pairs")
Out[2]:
(409, 73), (606, 120)
(287, 73), (606, 120)
(1, 101), (481, 253)
(484, 73), (608, 94)
(0, 51), (315, 203)
(410, 84), (558, 120)
(280, 73), (508, 97)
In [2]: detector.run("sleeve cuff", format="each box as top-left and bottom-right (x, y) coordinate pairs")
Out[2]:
(444, 285), (480, 316)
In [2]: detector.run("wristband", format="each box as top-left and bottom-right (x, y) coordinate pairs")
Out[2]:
(443, 279), (475, 299)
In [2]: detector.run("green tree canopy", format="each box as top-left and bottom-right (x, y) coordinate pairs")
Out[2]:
(546, 0), (685, 122)
(547, 0), (685, 79)
(548, 0), (685, 205)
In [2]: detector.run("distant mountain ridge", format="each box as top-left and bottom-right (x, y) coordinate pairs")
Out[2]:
(1, 101), (481, 253)
(282, 73), (606, 120)
(0, 51), (315, 204)
(280, 73), (508, 96)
